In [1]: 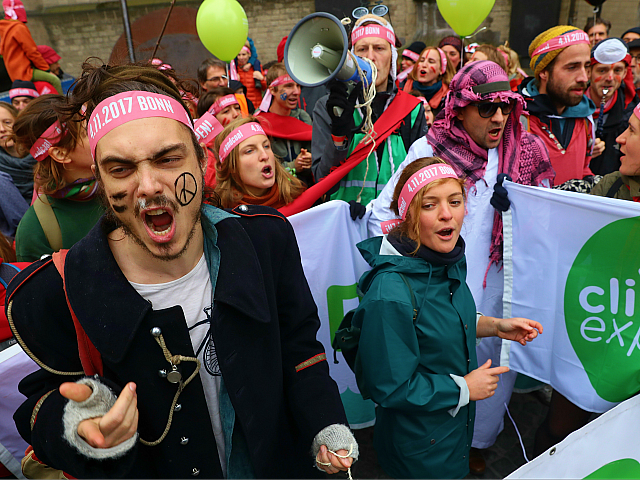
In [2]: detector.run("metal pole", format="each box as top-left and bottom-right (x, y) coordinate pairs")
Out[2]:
(120, 0), (136, 63)
(151, 0), (177, 60)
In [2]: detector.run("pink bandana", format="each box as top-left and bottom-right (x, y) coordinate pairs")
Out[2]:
(241, 46), (251, 55)
(532, 30), (589, 57)
(436, 47), (447, 75)
(210, 94), (239, 115)
(29, 121), (64, 161)
(194, 112), (224, 146)
(402, 49), (420, 62)
(270, 74), (294, 88)
(351, 24), (395, 46)
(9, 88), (38, 99)
(397, 164), (458, 220)
(219, 122), (265, 162)
(88, 91), (193, 159)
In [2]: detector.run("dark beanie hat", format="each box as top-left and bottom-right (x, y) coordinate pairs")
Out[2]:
(9, 80), (38, 99)
(622, 27), (640, 40)
(438, 35), (463, 54)
(402, 41), (426, 59)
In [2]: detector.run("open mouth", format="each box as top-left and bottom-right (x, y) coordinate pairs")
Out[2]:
(262, 165), (274, 179)
(419, 68), (428, 77)
(142, 207), (176, 243)
(436, 228), (454, 240)
(488, 127), (502, 139)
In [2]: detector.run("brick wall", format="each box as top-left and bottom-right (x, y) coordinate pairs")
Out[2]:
(20, 0), (640, 79)
(25, 1), (201, 77)
(411, 0), (511, 49)
(565, 0), (640, 37)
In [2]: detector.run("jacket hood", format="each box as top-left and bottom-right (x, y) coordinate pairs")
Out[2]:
(356, 235), (466, 295)
(520, 76), (596, 119)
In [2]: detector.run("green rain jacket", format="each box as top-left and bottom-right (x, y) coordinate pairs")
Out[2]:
(353, 235), (478, 479)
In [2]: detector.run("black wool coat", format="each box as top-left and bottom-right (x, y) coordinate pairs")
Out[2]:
(8, 205), (347, 478)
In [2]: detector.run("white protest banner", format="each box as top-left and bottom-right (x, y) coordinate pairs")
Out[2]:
(289, 201), (376, 427)
(501, 182), (640, 413)
(0, 343), (38, 477)
(507, 394), (640, 479)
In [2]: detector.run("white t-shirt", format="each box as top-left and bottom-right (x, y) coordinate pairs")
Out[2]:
(129, 254), (227, 476)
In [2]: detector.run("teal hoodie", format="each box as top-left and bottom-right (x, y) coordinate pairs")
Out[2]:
(352, 235), (478, 479)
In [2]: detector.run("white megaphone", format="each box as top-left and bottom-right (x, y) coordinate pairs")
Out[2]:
(284, 12), (374, 88)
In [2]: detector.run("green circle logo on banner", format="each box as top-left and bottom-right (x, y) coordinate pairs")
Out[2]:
(565, 217), (640, 403)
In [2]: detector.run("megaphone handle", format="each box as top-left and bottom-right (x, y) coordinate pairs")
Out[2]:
(333, 106), (344, 117)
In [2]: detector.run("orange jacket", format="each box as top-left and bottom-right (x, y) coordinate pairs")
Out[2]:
(237, 65), (266, 108)
(0, 20), (49, 81)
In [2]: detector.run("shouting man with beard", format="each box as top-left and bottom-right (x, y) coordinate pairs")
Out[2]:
(520, 26), (606, 186)
(7, 64), (357, 479)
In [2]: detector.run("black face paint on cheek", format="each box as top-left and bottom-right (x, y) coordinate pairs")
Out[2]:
(112, 204), (127, 213)
(110, 191), (126, 201)
(175, 172), (197, 206)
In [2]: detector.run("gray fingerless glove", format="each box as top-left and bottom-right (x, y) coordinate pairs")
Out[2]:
(62, 377), (138, 459)
(311, 423), (359, 470)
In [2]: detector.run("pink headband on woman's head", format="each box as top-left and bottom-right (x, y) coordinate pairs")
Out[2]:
(397, 164), (458, 220)
(531, 30), (589, 57)
(218, 122), (265, 162)
(241, 46), (251, 54)
(351, 24), (395, 46)
(29, 121), (64, 161)
(88, 91), (193, 160)
(402, 49), (420, 62)
(210, 94), (239, 115)
(633, 103), (640, 121)
(436, 48), (447, 75)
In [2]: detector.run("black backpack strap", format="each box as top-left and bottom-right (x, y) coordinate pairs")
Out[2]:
(398, 273), (418, 321)
(606, 177), (624, 198)
(0, 262), (21, 289)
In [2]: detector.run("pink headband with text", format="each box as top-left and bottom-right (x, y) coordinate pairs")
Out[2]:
(402, 49), (420, 62)
(194, 112), (224, 146)
(219, 122), (265, 162)
(397, 164), (458, 220)
(10, 88), (38, 99)
(210, 94), (239, 115)
(88, 91), (193, 159)
(381, 219), (402, 234)
(241, 46), (251, 54)
(531, 30), (589, 57)
(351, 24), (395, 46)
(29, 121), (64, 161)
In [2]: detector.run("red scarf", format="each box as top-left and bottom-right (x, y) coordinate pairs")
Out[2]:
(257, 111), (312, 141)
(236, 184), (286, 209)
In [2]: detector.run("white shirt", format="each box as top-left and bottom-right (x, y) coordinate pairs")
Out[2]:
(129, 254), (227, 477)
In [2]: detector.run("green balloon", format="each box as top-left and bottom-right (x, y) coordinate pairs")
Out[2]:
(196, 0), (249, 62)
(436, 0), (495, 37)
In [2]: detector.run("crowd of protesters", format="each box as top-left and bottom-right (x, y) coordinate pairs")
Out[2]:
(1, 3), (640, 479)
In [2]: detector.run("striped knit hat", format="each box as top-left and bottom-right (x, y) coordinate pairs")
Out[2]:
(529, 25), (590, 77)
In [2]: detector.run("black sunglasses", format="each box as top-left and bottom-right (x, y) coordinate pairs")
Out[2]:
(472, 100), (515, 118)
